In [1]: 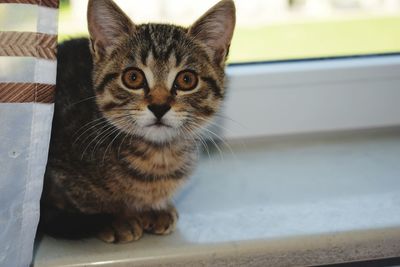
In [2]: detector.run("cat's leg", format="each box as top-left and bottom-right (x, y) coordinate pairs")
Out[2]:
(97, 205), (178, 243)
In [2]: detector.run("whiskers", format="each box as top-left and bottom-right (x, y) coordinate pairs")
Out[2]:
(179, 123), (211, 159)
(72, 114), (136, 162)
(70, 109), (241, 165)
(180, 117), (237, 161)
(66, 96), (98, 109)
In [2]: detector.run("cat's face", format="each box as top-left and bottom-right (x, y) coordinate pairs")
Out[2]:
(88, 0), (235, 143)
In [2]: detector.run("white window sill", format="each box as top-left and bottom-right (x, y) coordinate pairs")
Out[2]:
(33, 127), (400, 267)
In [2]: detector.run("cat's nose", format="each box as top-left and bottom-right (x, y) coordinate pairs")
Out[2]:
(148, 104), (171, 120)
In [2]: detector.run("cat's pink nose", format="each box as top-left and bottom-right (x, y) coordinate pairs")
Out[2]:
(148, 104), (171, 120)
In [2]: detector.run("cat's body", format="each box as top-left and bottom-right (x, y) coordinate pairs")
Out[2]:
(44, 38), (196, 213)
(40, 0), (235, 243)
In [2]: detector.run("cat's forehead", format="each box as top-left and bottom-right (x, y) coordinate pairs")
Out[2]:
(138, 24), (187, 44)
(128, 24), (208, 70)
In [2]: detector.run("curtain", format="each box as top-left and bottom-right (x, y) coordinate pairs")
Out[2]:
(0, 1), (58, 266)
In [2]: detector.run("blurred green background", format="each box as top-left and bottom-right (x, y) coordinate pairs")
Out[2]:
(58, 0), (400, 63)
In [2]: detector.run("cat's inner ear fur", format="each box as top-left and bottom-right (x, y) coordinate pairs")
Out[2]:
(87, 0), (135, 58)
(188, 0), (236, 66)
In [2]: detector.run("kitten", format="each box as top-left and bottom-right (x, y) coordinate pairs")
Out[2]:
(40, 0), (235, 243)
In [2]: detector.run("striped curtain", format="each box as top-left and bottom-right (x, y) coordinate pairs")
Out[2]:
(0, 1), (58, 266)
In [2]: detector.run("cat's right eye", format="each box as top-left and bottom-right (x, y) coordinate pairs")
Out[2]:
(122, 67), (147, 90)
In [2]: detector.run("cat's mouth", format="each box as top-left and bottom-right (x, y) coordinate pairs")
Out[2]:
(146, 121), (172, 128)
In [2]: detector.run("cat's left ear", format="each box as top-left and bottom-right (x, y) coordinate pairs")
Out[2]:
(189, 0), (236, 66)
(87, 0), (135, 59)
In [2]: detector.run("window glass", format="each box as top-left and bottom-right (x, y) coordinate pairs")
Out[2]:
(59, 0), (400, 63)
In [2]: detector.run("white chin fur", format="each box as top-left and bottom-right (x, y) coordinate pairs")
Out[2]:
(142, 126), (178, 143)
(136, 108), (182, 143)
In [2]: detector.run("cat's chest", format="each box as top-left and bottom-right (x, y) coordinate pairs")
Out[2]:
(109, 144), (196, 209)
(122, 144), (195, 176)
(123, 177), (186, 210)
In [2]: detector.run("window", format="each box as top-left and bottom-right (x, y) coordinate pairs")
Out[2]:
(32, 1), (400, 266)
(60, 0), (400, 63)
(57, 0), (400, 139)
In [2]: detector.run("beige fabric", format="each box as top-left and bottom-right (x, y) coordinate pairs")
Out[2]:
(0, 83), (55, 103)
(1, 0), (58, 8)
(0, 1), (58, 103)
(0, 32), (57, 60)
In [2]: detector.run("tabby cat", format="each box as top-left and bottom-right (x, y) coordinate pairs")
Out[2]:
(40, 0), (235, 243)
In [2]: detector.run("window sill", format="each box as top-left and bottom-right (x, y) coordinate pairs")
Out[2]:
(33, 127), (400, 267)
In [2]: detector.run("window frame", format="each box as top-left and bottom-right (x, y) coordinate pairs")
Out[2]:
(222, 54), (400, 140)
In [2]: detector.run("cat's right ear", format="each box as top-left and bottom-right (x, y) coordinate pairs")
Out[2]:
(87, 0), (135, 59)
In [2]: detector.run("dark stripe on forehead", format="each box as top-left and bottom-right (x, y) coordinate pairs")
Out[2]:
(162, 45), (174, 62)
(168, 28), (185, 65)
(140, 48), (149, 66)
(96, 73), (119, 93)
(149, 26), (161, 57)
(201, 77), (223, 98)
(144, 25), (186, 63)
(172, 28), (182, 41)
(141, 26), (159, 60)
(151, 45), (160, 59)
(143, 25), (152, 39)
(175, 50), (183, 67)
(159, 28), (181, 61)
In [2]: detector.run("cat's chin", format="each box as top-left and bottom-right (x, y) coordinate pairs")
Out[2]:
(141, 125), (179, 144)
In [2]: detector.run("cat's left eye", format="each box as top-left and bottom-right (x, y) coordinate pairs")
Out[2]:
(122, 67), (147, 90)
(173, 70), (199, 92)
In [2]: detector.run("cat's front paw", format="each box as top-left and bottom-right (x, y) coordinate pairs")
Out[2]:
(140, 206), (179, 235)
(96, 206), (178, 243)
(97, 217), (143, 244)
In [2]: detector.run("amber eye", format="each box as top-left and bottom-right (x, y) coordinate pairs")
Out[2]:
(122, 67), (147, 90)
(174, 70), (199, 91)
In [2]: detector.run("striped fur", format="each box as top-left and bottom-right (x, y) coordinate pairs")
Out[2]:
(41, 0), (235, 243)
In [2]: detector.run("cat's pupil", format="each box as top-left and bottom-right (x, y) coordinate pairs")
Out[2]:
(183, 75), (190, 84)
(131, 73), (137, 81)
